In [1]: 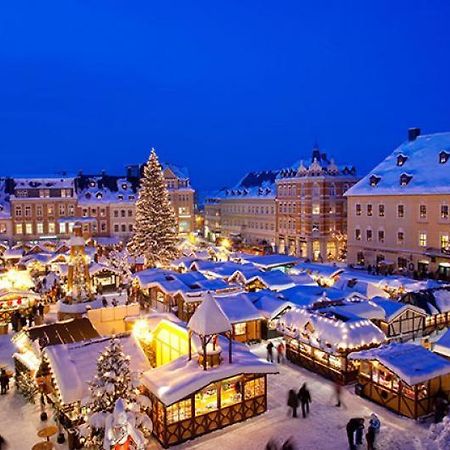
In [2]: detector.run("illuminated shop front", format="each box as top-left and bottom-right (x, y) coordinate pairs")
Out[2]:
(350, 343), (450, 418)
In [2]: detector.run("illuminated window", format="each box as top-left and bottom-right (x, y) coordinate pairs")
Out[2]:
(441, 234), (449, 251)
(441, 205), (449, 220)
(48, 222), (56, 234)
(166, 399), (192, 424)
(419, 232), (427, 247)
(378, 204), (385, 217)
(312, 204), (320, 215)
(220, 376), (242, 408)
(59, 222), (67, 234)
(37, 223), (44, 234)
(68, 204), (75, 216)
(367, 204), (373, 216)
(244, 377), (265, 400)
(355, 204), (361, 216)
(15, 224), (23, 234)
(25, 223), (33, 234)
(234, 323), (247, 336)
(355, 229), (361, 241)
(47, 205), (54, 216)
(36, 205), (43, 217)
(195, 383), (218, 416)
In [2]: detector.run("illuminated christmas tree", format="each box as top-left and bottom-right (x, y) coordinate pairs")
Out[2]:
(127, 149), (179, 267)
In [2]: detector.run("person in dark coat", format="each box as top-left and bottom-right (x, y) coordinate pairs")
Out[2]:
(266, 341), (274, 362)
(0, 369), (10, 395)
(37, 302), (45, 316)
(297, 382), (311, 418)
(346, 417), (364, 450)
(287, 389), (299, 418)
(20, 314), (27, 329)
(102, 296), (108, 308)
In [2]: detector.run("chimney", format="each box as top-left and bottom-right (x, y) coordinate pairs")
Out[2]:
(408, 128), (421, 142)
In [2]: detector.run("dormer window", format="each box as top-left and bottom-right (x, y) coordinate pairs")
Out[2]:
(128, 195), (135, 201)
(439, 151), (449, 164)
(85, 192), (91, 199)
(117, 194), (124, 200)
(400, 173), (413, 186)
(90, 181), (96, 188)
(122, 183), (128, 190)
(369, 175), (381, 187)
(96, 192), (103, 199)
(397, 154), (408, 166)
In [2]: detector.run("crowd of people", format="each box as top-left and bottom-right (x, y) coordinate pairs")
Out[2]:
(10, 301), (45, 332)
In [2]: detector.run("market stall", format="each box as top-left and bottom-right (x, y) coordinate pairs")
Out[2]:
(278, 307), (385, 384)
(350, 343), (450, 418)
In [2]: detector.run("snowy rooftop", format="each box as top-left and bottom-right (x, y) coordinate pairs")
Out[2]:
(433, 329), (450, 358)
(279, 307), (385, 353)
(238, 254), (300, 270)
(345, 131), (450, 196)
(187, 293), (232, 336)
(43, 334), (151, 405)
(216, 294), (264, 323)
(249, 291), (294, 320)
(142, 339), (277, 406)
(279, 285), (346, 308)
(349, 343), (450, 386)
(246, 271), (296, 291)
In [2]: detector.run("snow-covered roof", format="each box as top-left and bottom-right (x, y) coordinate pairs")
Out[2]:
(2, 248), (23, 259)
(345, 132), (450, 196)
(371, 297), (426, 321)
(238, 254), (300, 270)
(294, 262), (344, 279)
(142, 339), (277, 406)
(246, 271), (296, 291)
(89, 262), (120, 275)
(279, 285), (346, 308)
(44, 334), (151, 405)
(349, 343), (450, 386)
(249, 291), (293, 320)
(279, 307), (385, 353)
(433, 329), (450, 358)
(188, 293), (232, 336)
(216, 294), (263, 324)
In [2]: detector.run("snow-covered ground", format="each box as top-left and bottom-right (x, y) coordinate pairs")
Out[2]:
(0, 334), (432, 450)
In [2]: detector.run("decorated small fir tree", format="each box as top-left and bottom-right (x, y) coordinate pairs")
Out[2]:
(127, 149), (179, 267)
(81, 338), (152, 449)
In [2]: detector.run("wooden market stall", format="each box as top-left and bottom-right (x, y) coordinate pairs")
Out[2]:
(350, 343), (450, 419)
(141, 294), (277, 448)
(278, 307), (386, 384)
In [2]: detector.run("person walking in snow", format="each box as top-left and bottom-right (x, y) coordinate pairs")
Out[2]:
(346, 417), (364, 450)
(287, 389), (299, 418)
(277, 342), (285, 364)
(266, 341), (274, 362)
(366, 413), (380, 450)
(298, 382), (311, 418)
(334, 382), (346, 408)
(0, 369), (10, 395)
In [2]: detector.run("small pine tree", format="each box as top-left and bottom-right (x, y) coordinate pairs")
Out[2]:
(82, 338), (151, 449)
(127, 148), (179, 267)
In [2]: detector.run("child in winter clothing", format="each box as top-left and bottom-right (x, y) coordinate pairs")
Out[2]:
(366, 413), (380, 450)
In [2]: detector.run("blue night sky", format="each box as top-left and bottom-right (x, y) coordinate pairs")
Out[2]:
(1, 1), (450, 192)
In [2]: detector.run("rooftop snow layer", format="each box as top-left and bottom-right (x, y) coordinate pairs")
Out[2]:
(349, 343), (450, 385)
(345, 132), (450, 196)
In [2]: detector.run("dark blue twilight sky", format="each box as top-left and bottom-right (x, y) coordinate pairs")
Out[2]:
(0, 1), (450, 191)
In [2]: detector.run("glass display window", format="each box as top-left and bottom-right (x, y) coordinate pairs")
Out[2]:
(244, 377), (265, 400)
(166, 399), (192, 424)
(220, 376), (242, 408)
(234, 323), (247, 336)
(195, 383), (218, 416)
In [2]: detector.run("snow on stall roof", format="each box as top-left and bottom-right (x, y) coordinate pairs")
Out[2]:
(238, 254), (300, 269)
(216, 294), (263, 323)
(345, 132), (450, 196)
(188, 293), (232, 336)
(318, 300), (386, 321)
(433, 329), (450, 358)
(433, 289), (450, 313)
(279, 307), (385, 353)
(250, 293), (294, 320)
(43, 334), (151, 405)
(246, 271), (296, 291)
(371, 297), (426, 321)
(279, 285), (346, 308)
(142, 338), (277, 406)
(349, 343), (450, 386)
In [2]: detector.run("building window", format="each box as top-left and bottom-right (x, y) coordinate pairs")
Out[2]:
(419, 232), (427, 247)
(15, 206), (22, 217)
(36, 205), (43, 217)
(439, 150), (449, 164)
(36, 223), (44, 234)
(39, 189), (50, 198)
(398, 257), (408, 269)
(397, 231), (404, 244)
(234, 323), (247, 336)
(441, 234), (449, 252)
(100, 208), (106, 217)
(397, 205), (404, 218)
(100, 221), (107, 232)
(366, 229), (372, 241)
(312, 204), (320, 215)
(114, 210), (119, 218)
(82, 208), (88, 217)
(68, 204), (75, 216)
(59, 204), (65, 216)
(47, 205), (54, 216)
(400, 173), (412, 186)
(114, 224), (119, 232)
(312, 183), (320, 198)
(25, 223), (33, 235)
(329, 184), (336, 197)
(397, 154), (408, 166)
(419, 204), (427, 219)
(129, 224), (133, 232)
(355, 229), (361, 241)
(179, 207), (190, 215)
(121, 224), (126, 232)
(367, 204), (373, 216)
(15, 223), (23, 234)
(59, 222), (67, 234)
(121, 210), (126, 218)
(378, 204), (385, 217)
(369, 175), (381, 187)
(355, 204), (361, 216)
(24, 205), (31, 217)
(378, 230), (385, 243)
(441, 205), (449, 220)
(312, 223), (319, 232)
(48, 222), (56, 234)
